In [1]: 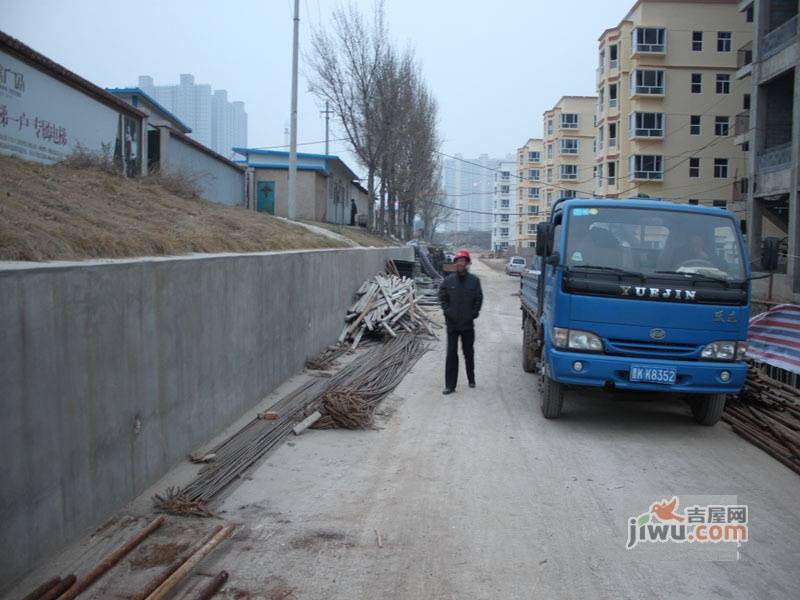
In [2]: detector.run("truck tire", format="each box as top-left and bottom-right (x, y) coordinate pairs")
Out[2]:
(540, 373), (564, 419)
(522, 314), (538, 373)
(691, 393), (727, 426)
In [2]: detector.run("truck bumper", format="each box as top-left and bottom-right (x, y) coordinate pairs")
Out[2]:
(547, 350), (747, 395)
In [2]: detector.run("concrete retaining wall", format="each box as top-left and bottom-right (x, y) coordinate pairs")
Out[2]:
(0, 246), (411, 588)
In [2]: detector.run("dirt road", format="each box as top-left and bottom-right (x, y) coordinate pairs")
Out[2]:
(9, 260), (799, 600)
(208, 260), (800, 599)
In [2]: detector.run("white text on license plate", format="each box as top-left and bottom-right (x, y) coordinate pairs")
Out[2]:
(629, 365), (677, 384)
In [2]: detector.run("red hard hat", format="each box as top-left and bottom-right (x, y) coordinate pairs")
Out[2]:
(454, 249), (471, 262)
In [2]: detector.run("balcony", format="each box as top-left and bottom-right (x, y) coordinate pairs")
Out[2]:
(608, 137), (618, 149)
(735, 110), (750, 144)
(757, 142), (792, 172)
(761, 14), (798, 60)
(609, 59), (619, 70)
(736, 41), (753, 79)
(631, 27), (666, 56)
(608, 98), (618, 109)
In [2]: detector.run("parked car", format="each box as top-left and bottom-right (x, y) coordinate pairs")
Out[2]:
(506, 256), (527, 276)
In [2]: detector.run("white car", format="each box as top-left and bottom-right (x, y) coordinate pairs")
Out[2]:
(505, 256), (527, 276)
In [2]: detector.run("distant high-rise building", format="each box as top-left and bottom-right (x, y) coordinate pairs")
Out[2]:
(137, 74), (247, 158)
(441, 153), (502, 232)
(491, 161), (519, 251)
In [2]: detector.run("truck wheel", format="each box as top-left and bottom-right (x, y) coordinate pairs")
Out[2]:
(541, 374), (564, 419)
(522, 315), (537, 373)
(691, 393), (727, 426)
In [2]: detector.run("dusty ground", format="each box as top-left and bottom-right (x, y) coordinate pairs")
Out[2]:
(300, 220), (399, 248)
(0, 155), (362, 261)
(6, 262), (800, 600)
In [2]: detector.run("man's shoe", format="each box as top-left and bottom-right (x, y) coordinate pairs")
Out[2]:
(442, 388), (455, 395)
(468, 382), (476, 388)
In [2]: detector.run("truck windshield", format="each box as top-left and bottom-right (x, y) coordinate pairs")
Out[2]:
(564, 207), (746, 280)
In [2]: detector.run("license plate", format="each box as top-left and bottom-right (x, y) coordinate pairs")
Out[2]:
(629, 365), (677, 384)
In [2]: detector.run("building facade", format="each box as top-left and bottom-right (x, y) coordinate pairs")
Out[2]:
(594, 0), (751, 212)
(138, 74), (247, 159)
(741, 0), (800, 302)
(543, 96), (597, 208)
(516, 138), (544, 248)
(491, 161), (519, 251)
(442, 154), (502, 232)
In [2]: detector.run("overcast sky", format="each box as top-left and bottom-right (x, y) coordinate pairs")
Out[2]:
(5, 0), (635, 173)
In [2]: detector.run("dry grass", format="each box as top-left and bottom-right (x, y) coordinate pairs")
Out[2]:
(0, 155), (349, 261)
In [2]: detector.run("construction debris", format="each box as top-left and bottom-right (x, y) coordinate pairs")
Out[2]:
(723, 364), (800, 476)
(305, 344), (349, 371)
(293, 411), (322, 435)
(338, 274), (438, 349)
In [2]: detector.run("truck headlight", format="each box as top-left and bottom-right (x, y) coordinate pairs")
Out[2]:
(701, 341), (736, 361)
(552, 327), (603, 352)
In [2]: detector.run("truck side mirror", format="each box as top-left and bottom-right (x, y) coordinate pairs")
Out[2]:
(535, 223), (551, 256)
(545, 252), (560, 266)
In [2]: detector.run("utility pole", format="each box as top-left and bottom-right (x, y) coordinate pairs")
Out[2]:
(288, 0), (300, 219)
(321, 100), (333, 155)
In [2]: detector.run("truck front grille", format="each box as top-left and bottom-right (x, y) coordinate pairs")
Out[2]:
(605, 339), (700, 360)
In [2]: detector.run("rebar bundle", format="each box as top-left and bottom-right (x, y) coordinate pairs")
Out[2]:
(723, 364), (800, 476)
(153, 334), (429, 516)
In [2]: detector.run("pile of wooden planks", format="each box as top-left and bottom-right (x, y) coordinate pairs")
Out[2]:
(723, 364), (800, 476)
(338, 274), (437, 349)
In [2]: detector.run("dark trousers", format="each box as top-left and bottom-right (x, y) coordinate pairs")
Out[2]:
(445, 329), (475, 390)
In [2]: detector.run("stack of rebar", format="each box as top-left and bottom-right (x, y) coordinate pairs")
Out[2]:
(338, 274), (437, 348)
(154, 334), (430, 516)
(723, 365), (800, 476)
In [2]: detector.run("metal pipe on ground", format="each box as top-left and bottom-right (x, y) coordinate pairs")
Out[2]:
(37, 576), (76, 600)
(143, 524), (235, 600)
(21, 576), (61, 600)
(192, 571), (229, 600)
(56, 517), (165, 600)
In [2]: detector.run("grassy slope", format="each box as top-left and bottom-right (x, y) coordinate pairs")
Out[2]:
(0, 155), (352, 261)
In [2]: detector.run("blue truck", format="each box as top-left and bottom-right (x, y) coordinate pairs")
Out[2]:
(520, 198), (750, 425)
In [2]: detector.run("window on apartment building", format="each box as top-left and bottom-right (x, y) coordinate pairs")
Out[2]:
(500, 185), (510, 194)
(692, 31), (703, 51)
(546, 191), (553, 204)
(501, 214), (510, 222)
(608, 122), (617, 147)
(598, 89), (605, 110)
(518, 154), (524, 164)
(530, 187), (540, 199)
(609, 83), (618, 107)
(689, 199), (699, 205)
(609, 44), (618, 67)
(599, 49), (606, 69)
(691, 73), (703, 94)
(716, 74), (730, 94)
(547, 168), (553, 182)
(501, 199), (510, 208)
(717, 31), (732, 52)
(597, 164), (604, 184)
(715, 116), (730, 136)
(690, 115), (701, 135)
(560, 190), (577, 200)
(547, 144), (554, 159)
(528, 224), (536, 234)
(714, 158), (729, 178)
(608, 161), (617, 185)
(746, 6), (753, 23)
(528, 205), (539, 215)
(632, 27), (666, 53)
(529, 168), (540, 180)
(561, 139), (579, 154)
(561, 113), (579, 128)
(631, 69), (665, 95)
(712, 200), (727, 208)
(743, 93), (751, 110)
(528, 151), (541, 162)
(689, 157), (701, 178)
(629, 155), (663, 180)
(547, 119), (554, 135)
(501, 227), (509, 236)
(519, 189), (523, 199)
(561, 164), (578, 180)
(501, 170), (510, 180)
(629, 112), (665, 137)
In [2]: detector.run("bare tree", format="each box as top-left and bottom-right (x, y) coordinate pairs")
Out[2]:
(307, 2), (387, 230)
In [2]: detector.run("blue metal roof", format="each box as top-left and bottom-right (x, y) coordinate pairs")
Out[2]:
(106, 87), (192, 133)
(233, 147), (360, 180)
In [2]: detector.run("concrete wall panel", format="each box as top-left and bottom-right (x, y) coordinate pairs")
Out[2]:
(0, 246), (411, 589)
(166, 134), (244, 206)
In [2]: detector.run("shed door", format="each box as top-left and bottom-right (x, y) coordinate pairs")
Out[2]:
(256, 181), (275, 214)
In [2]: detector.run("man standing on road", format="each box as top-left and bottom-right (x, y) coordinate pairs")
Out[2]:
(438, 249), (483, 395)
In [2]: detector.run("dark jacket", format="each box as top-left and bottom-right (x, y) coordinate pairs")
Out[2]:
(439, 272), (483, 331)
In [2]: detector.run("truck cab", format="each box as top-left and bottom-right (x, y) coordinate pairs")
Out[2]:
(520, 199), (750, 425)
